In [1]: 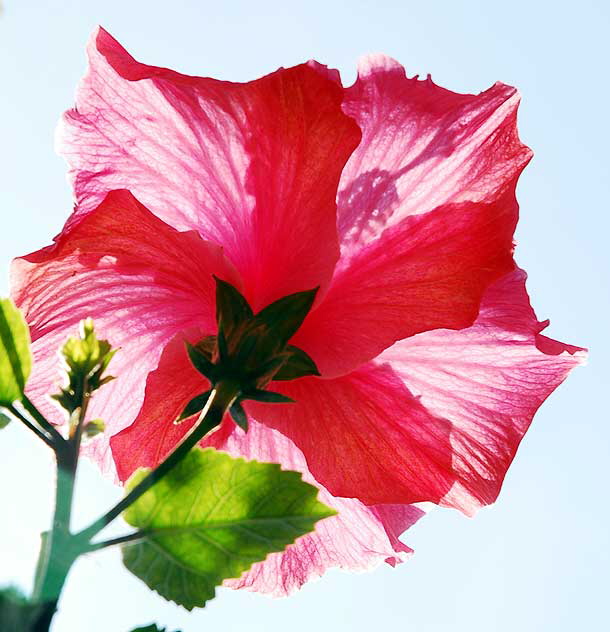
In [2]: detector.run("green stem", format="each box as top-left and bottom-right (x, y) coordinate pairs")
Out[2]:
(21, 395), (65, 446)
(85, 529), (149, 553)
(77, 380), (239, 542)
(30, 444), (79, 630)
(7, 404), (55, 448)
(30, 382), (91, 629)
(69, 377), (90, 457)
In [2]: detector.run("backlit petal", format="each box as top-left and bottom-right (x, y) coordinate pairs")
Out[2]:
(11, 190), (235, 472)
(249, 365), (459, 506)
(337, 55), (531, 255)
(378, 269), (586, 514)
(110, 331), (217, 481)
(255, 270), (585, 511)
(58, 27), (361, 307)
(292, 56), (532, 377)
(294, 188), (517, 376)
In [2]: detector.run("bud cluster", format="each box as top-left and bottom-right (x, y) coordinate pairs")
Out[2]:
(53, 319), (114, 435)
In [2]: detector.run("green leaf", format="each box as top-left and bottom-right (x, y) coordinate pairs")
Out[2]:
(0, 412), (11, 429)
(252, 288), (318, 348)
(122, 447), (335, 610)
(273, 345), (321, 380)
(0, 299), (32, 406)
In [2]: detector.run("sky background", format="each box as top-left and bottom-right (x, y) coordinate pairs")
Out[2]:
(0, 1), (607, 631)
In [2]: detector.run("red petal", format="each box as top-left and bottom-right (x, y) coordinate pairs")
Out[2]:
(257, 272), (584, 512)
(248, 365), (460, 506)
(110, 331), (231, 481)
(11, 190), (236, 471)
(294, 188), (517, 376)
(378, 268), (586, 514)
(58, 27), (361, 308)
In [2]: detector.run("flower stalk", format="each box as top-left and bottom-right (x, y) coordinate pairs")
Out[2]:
(21, 396), (66, 447)
(78, 380), (239, 542)
(6, 403), (56, 448)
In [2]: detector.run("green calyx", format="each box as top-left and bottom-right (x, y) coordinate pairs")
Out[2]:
(177, 277), (320, 429)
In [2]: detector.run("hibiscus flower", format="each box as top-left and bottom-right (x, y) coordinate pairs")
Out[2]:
(10, 28), (584, 596)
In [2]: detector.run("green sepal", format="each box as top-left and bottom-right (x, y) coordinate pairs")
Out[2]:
(185, 343), (216, 381)
(243, 389), (294, 404)
(0, 299), (32, 406)
(122, 448), (335, 610)
(273, 345), (320, 380)
(253, 355), (288, 385)
(175, 390), (211, 423)
(252, 287), (318, 349)
(194, 335), (216, 360)
(214, 276), (253, 338)
(0, 412), (11, 429)
(229, 400), (248, 431)
(51, 390), (75, 414)
(184, 281), (320, 405)
(231, 329), (259, 366)
(217, 326), (229, 363)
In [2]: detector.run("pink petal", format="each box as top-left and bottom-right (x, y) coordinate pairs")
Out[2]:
(11, 190), (236, 472)
(292, 56), (532, 377)
(377, 268), (586, 514)
(218, 422), (424, 596)
(337, 55), (532, 254)
(111, 336), (424, 596)
(294, 188), (517, 377)
(58, 27), (361, 308)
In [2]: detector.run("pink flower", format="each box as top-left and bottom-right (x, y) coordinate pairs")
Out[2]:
(11, 28), (585, 595)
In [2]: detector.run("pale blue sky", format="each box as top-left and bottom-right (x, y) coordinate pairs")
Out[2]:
(0, 1), (607, 631)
